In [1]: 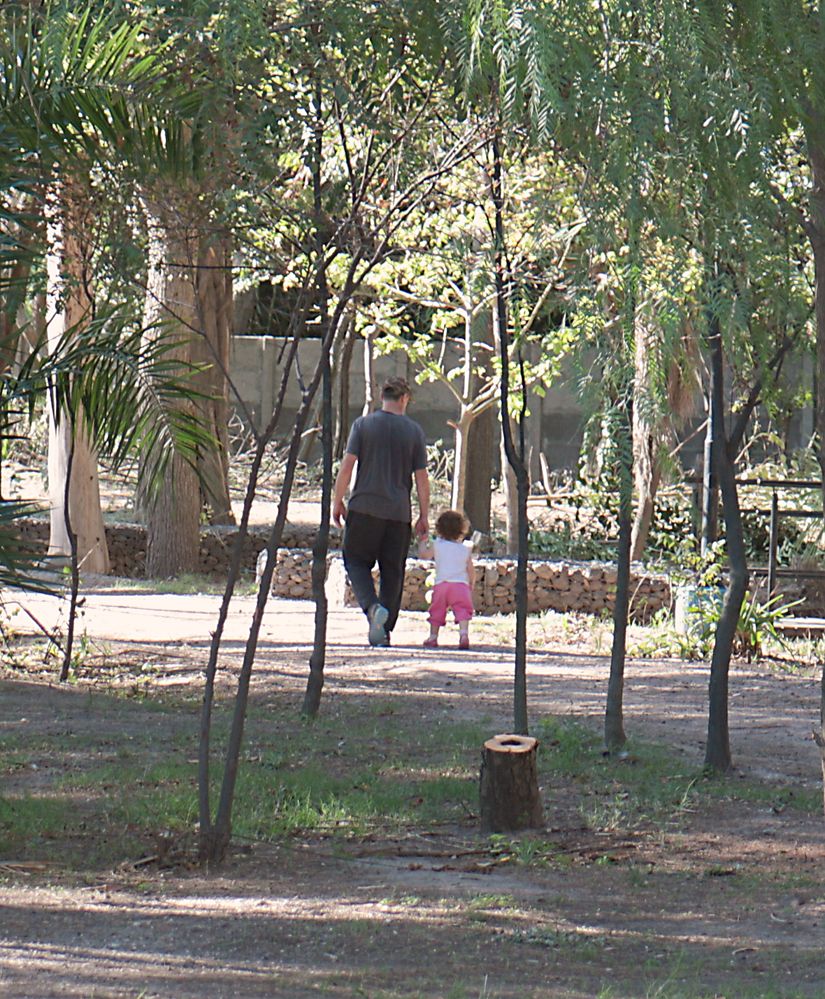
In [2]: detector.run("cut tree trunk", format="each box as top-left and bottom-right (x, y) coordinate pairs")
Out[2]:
(479, 734), (544, 833)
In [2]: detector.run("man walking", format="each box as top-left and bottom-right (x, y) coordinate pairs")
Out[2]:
(332, 376), (430, 647)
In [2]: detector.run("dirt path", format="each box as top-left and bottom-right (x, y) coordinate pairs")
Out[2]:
(2, 586), (825, 998)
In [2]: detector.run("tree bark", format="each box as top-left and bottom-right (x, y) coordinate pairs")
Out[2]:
(630, 319), (663, 561)
(334, 309), (356, 460)
(704, 317), (748, 773)
(491, 128), (530, 736)
(304, 65), (332, 719)
(463, 406), (495, 534)
(193, 230), (235, 525)
(605, 398), (632, 752)
(142, 203), (201, 578)
(462, 303), (495, 534)
(479, 734), (543, 833)
(45, 172), (110, 574)
(807, 126), (825, 523)
(362, 331), (378, 416)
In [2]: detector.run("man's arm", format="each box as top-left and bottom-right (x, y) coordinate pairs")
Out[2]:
(413, 467), (430, 539)
(332, 453), (357, 528)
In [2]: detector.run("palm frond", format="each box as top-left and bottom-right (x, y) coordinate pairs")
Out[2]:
(0, 500), (55, 594)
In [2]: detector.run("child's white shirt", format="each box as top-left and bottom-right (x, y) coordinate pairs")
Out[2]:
(433, 538), (471, 585)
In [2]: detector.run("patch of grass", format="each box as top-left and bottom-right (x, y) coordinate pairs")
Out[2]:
(106, 573), (258, 596)
(536, 715), (822, 834)
(510, 923), (608, 957)
(30, 709), (487, 857)
(537, 717), (702, 831)
(0, 794), (72, 852)
(465, 893), (518, 911)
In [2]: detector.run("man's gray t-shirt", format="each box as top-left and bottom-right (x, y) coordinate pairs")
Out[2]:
(346, 410), (427, 523)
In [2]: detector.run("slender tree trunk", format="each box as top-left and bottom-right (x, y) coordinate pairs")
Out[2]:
(462, 304), (496, 534)
(704, 317), (748, 773)
(198, 322), (303, 862)
(304, 65), (332, 718)
(491, 129), (529, 736)
(499, 416), (520, 554)
(605, 399), (632, 751)
(362, 332), (377, 416)
(630, 320), (662, 561)
(807, 127), (825, 518)
(142, 203), (200, 577)
(45, 172), (109, 574)
(701, 388), (719, 557)
(334, 310), (356, 459)
(807, 125), (825, 802)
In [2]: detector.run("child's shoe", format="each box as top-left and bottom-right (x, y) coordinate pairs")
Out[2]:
(458, 635), (470, 650)
(423, 636), (438, 648)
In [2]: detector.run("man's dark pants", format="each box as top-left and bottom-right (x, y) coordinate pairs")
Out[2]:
(343, 510), (412, 635)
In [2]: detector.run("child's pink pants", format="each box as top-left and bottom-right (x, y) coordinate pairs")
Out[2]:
(428, 581), (474, 627)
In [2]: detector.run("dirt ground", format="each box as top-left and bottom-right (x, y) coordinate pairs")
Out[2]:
(2, 579), (825, 999)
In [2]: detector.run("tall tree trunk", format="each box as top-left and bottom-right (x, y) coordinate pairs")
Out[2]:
(304, 64), (332, 718)
(630, 319), (662, 561)
(362, 331), (378, 416)
(142, 203), (201, 578)
(45, 173), (109, 574)
(499, 416), (520, 554)
(491, 129), (530, 736)
(704, 316), (748, 773)
(461, 301), (495, 534)
(334, 309), (356, 460)
(605, 399), (632, 752)
(450, 406), (475, 514)
(807, 127), (825, 518)
(194, 230), (235, 525)
(701, 387), (719, 557)
(463, 406), (494, 534)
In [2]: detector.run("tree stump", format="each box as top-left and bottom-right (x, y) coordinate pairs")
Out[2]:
(479, 734), (544, 833)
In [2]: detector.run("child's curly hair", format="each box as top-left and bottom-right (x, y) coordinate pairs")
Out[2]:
(435, 509), (468, 541)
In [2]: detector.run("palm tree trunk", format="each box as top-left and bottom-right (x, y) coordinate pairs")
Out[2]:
(142, 202), (200, 577)
(194, 231), (235, 525)
(45, 172), (109, 574)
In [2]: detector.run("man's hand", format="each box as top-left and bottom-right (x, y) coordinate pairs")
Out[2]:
(332, 498), (347, 529)
(414, 514), (429, 540)
(332, 453), (357, 529)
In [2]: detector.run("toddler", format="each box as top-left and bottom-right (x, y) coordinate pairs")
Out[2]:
(418, 509), (475, 649)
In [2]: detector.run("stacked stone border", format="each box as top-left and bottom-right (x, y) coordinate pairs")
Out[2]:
(15, 518), (673, 619)
(279, 551), (671, 619)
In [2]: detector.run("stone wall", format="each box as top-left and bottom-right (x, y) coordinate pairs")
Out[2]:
(17, 517), (671, 617)
(266, 550), (672, 620)
(16, 518), (327, 578)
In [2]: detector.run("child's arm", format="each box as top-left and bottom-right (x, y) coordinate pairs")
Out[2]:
(417, 536), (434, 559)
(466, 548), (475, 587)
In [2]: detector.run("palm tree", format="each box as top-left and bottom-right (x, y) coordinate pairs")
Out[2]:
(0, 2), (210, 608)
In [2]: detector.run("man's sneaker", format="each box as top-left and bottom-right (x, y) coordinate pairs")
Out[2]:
(367, 603), (389, 646)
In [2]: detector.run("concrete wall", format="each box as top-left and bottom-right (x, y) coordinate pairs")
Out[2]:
(229, 335), (586, 470)
(228, 335), (818, 474)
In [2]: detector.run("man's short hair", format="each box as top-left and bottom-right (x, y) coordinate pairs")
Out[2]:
(382, 376), (412, 401)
